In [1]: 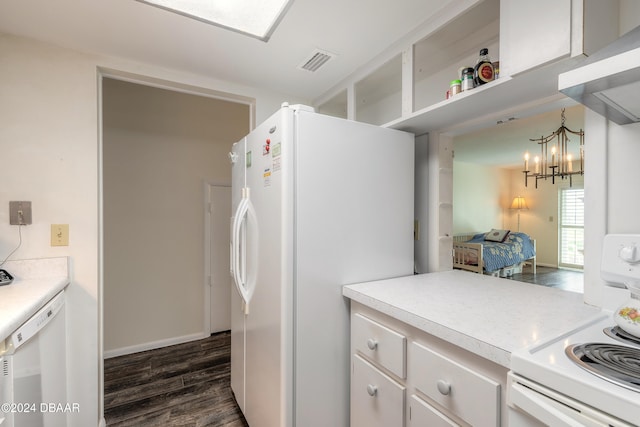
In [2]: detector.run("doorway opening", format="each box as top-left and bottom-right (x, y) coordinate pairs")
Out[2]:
(98, 70), (254, 423)
(451, 103), (586, 291)
(102, 77), (250, 357)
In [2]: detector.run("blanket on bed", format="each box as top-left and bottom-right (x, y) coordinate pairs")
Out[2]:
(468, 232), (536, 273)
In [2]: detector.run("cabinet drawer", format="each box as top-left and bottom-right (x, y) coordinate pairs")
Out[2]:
(409, 394), (459, 427)
(352, 313), (406, 378)
(410, 341), (500, 426)
(351, 354), (405, 427)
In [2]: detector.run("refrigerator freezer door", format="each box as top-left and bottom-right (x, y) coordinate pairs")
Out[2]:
(242, 107), (290, 427)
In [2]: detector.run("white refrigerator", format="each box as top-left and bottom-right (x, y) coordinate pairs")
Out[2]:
(229, 103), (414, 427)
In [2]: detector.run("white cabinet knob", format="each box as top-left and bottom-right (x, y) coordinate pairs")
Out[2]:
(437, 379), (451, 395)
(366, 338), (378, 350)
(367, 384), (378, 397)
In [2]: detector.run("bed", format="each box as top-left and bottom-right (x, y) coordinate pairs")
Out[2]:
(453, 230), (536, 277)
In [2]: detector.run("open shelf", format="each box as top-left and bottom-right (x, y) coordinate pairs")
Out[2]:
(385, 58), (580, 136)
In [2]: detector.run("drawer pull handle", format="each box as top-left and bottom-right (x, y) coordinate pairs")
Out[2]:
(437, 380), (451, 395)
(366, 338), (378, 350)
(366, 384), (378, 397)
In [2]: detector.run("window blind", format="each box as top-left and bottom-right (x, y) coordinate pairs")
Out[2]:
(559, 188), (584, 268)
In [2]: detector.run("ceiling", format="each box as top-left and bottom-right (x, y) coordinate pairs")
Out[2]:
(0, 0), (585, 167)
(0, 0), (454, 102)
(453, 104), (585, 169)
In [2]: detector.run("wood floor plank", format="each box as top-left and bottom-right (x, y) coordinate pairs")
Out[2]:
(509, 265), (584, 292)
(104, 331), (248, 427)
(104, 375), (185, 408)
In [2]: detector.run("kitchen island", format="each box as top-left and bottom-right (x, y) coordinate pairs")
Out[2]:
(0, 257), (69, 342)
(343, 270), (603, 426)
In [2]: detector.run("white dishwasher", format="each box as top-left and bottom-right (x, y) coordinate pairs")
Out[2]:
(0, 290), (67, 427)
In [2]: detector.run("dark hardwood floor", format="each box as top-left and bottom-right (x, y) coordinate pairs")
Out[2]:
(104, 331), (248, 427)
(508, 265), (584, 293)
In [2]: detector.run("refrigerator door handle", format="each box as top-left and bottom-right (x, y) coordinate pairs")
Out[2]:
(231, 197), (249, 303)
(231, 188), (257, 314)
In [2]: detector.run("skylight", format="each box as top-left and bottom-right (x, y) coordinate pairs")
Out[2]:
(137, 0), (294, 41)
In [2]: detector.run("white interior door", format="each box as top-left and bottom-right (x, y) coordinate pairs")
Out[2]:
(208, 184), (232, 333)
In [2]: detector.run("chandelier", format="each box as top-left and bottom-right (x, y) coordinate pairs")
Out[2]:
(522, 109), (584, 188)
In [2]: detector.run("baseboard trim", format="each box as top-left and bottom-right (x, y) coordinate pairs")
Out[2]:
(104, 332), (209, 359)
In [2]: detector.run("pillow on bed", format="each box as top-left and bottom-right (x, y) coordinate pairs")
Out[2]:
(485, 229), (510, 242)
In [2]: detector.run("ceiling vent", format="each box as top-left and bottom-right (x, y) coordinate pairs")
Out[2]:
(298, 49), (335, 72)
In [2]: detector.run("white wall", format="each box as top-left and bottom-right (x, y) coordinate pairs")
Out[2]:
(583, 113), (640, 307)
(0, 32), (300, 426)
(453, 161), (510, 235)
(581, 0), (640, 307)
(609, 15), (640, 215)
(606, 123), (640, 232)
(102, 78), (249, 354)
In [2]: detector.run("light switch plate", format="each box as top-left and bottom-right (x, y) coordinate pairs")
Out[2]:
(51, 224), (69, 246)
(9, 201), (32, 225)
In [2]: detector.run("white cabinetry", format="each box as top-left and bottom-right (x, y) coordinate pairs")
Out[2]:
(315, 0), (619, 135)
(499, 0), (571, 77)
(350, 302), (507, 427)
(500, 0), (618, 77)
(352, 354), (406, 427)
(351, 312), (407, 426)
(352, 313), (406, 378)
(409, 394), (458, 427)
(411, 342), (500, 426)
(355, 54), (403, 126)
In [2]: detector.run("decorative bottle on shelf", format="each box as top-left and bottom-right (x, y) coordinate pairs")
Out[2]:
(474, 48), (495, 86)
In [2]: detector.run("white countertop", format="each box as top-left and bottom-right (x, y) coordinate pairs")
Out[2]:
(0, 257), (69, 342)
(343, 270), (603, 368)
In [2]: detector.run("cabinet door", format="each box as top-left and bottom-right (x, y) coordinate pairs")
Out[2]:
(500, 0), (572, 76)
(351, 354), (405, 427)
(409, 395), (459, 427)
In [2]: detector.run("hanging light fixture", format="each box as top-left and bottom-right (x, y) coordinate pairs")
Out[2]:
(522, 108), (584, 188)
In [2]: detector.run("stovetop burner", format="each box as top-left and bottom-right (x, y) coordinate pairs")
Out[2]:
(566, 343), (640, 392)
(604, 326), (640, 347)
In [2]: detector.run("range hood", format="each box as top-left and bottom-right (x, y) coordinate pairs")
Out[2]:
(559, 25), (640, 125)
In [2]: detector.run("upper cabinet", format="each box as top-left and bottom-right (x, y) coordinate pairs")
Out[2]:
(500, 0), (619, 77)
(414, 0), (500, 112)
(317, 89), (348, 119)
(355, 54), (402, 126)
(314, 0), (619, 135)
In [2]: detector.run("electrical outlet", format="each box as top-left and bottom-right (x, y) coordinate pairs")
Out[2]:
(51, 224), (69, 246)
(9, 201), (32, 225)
